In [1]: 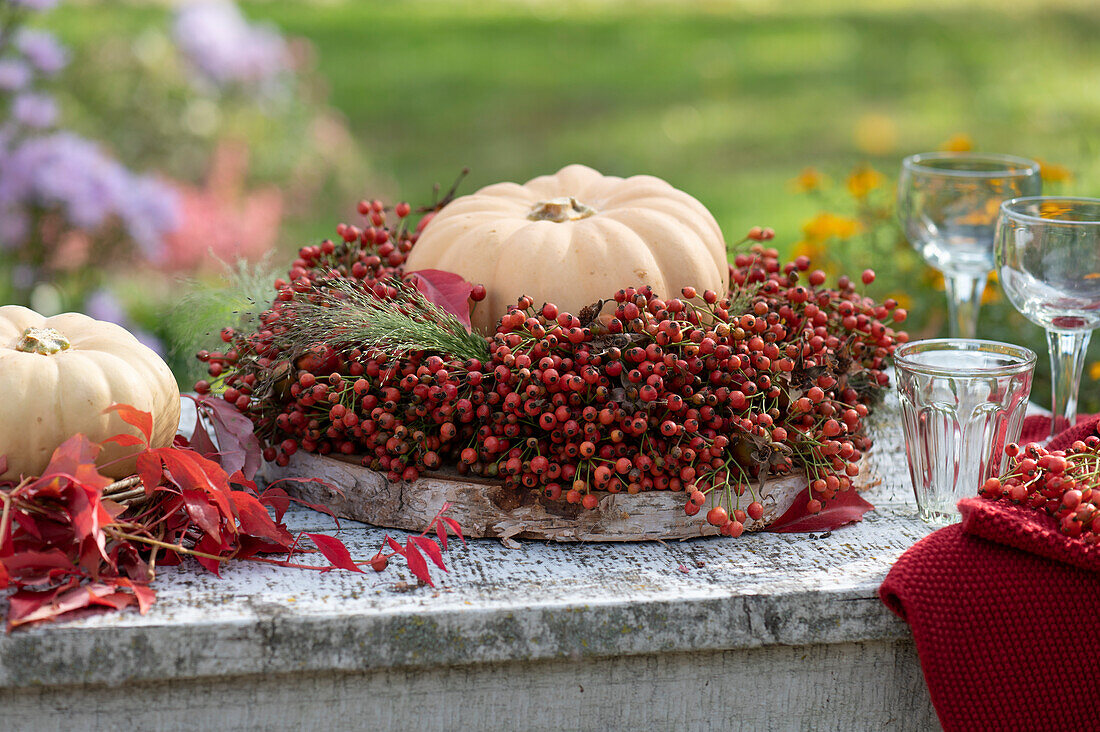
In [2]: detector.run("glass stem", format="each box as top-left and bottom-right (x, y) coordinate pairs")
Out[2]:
(1046, 329), (1091, 439)
(943, 271), (987, 339)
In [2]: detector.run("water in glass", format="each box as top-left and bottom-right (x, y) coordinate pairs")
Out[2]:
(895, 340), (1035, 524)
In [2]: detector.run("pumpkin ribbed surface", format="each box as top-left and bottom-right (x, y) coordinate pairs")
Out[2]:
(0, 305), (181, 480)
(405, 164), (729, 333)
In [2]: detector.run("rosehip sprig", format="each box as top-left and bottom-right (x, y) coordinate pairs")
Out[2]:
(982, 427), (1100, 542)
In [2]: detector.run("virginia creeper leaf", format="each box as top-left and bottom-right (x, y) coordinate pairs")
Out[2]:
(404, 539), (433, 587)
(385, 535), (406, 557)
(136, 451), (164, 497)
(192, 534), (224, 575)
(410, 535), (447, 572)
(181, 487), (222, 545)
(258, 486), (290, 523)
(435, 520), (448, 551)
(305, 533), (363, 573)
(102, 403), (152, 445)
(186, 398), (219, 459)
(232, 491), (292, 546)
(441, 517), (465, 545)
(100, 433), (146, 448)
(198, 396), (262, 480)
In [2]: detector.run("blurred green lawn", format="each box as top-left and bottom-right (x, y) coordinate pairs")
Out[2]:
(48, 0), (1100, 403)
(52, 0), (1100, 244)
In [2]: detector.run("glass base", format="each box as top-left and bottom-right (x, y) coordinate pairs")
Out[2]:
(915, 504), (961, 527)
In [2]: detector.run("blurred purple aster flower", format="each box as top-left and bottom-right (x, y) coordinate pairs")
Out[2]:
(0, 59), (31, 91)
(173, 1), (289, 90)
(11, 0), (59, 9)
(0, 133), (180, 259)
(84, 288), (127, 324)
(85, 288), (166, 355)
(7, 0), (59, 10)
(11, 92), (57, 128)
(14, 29), (68, 76)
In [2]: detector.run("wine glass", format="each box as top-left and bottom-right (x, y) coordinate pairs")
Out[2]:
(995, 197), (1100, 440)
(898, 153), (1041, 338)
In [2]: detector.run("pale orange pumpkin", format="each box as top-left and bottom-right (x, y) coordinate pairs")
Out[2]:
(0, 306), (181, 480)
(405, 164), (729, 333)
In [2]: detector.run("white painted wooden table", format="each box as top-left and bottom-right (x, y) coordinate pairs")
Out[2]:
(0, 396), (940, 731)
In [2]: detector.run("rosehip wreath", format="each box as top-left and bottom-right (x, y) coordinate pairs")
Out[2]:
(199, 177), (908, 537)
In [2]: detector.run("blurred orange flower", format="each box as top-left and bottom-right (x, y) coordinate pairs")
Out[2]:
(1037, 159), (1073, 184)
(846, 164), (884, 199)
(1090, 362), (1100, 381)
(791, 167), (826, 193)
(939, 133), (974, 152)
(802, 212), (862, 242)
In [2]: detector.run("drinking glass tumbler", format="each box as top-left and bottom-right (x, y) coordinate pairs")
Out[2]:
(995, 196), (1100, 440)
(895, 339), (1036, 524)
(898, 153), (1041, 339)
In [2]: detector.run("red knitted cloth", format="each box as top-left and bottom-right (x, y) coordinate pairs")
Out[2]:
(880, 414), (1100, 731)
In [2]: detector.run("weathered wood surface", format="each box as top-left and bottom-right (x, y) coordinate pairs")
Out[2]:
(0, 391), (939, 729)
(262, 424), (881, 542)
(262, 454), (820, 541)
(0, 642), (936, 732)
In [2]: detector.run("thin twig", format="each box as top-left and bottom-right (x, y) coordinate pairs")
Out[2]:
(105, 530), (228, 563)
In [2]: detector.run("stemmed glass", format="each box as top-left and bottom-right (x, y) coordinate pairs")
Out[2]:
(898, 153), (1042, 338)
(995, 197), (1100, 440)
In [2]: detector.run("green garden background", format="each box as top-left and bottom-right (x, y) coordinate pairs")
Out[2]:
(8, 0), (1100, 408)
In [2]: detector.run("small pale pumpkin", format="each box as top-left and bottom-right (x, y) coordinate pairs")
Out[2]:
(405, 164), (729, 333)
(0, 305), (181, 480)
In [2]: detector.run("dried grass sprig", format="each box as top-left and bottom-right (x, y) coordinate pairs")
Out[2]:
(278, 278), (490, 363)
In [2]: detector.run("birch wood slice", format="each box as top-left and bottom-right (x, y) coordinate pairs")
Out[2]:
(260, 452), (874, 541)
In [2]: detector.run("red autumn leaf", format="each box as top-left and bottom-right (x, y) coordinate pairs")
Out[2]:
(37, 435), (111, 492)
(406, 268), (475, 330)
(227, 470), (259, 493)
(1, 549), (74, 576)
(232, 491), (292, 546)
(102, 403), (152, 446)
(410, 535), (448, 572)
(115, 579), (156, 615)
(0, 560), (8, 590)
(156, 448), (234, 525)
(767, 488), (874, 533)
(184, 398), (219, 460)
(8, 581), (136, 629)
(385, 535), (406, 557)
(66, 481), (111, 567)
(305, 533), (363, 573)
(441, 517), (465, 545)
(192, 533), (225, 575)
(404, 538), (433, 587)
(435, 520), (448, 551)
(181, 487), (222, 545)
(100, 433), (146, 448)
(193, 395), (262, 480)
(136, 451), (164, 497)
(258, 486), (290, 523)
(10, 509), (42, 541)
(266, 478), (344, 527)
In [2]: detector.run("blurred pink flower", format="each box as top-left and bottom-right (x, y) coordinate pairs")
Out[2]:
(162, 141), (283, 271)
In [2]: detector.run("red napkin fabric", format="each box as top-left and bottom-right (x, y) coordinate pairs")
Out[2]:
(880, 415), (1100, 732)
(1017, 413), (1098, 449)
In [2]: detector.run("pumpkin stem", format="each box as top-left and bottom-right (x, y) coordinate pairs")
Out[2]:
(16, 327), (71, 355)
(528, 197), (597, 223)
